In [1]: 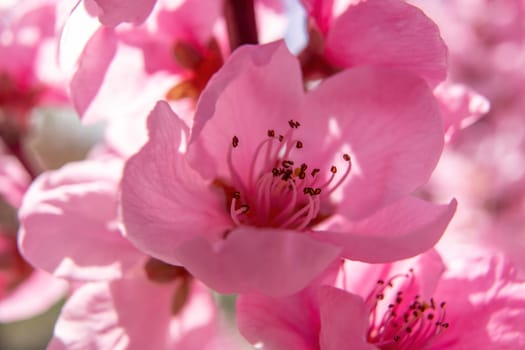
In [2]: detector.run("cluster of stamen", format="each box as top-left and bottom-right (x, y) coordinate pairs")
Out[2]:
(226, 119), (351, 230)
(366, 270), (449, 349)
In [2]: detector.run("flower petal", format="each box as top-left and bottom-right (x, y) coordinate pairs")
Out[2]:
(300, 66), (444, 219)
(0, 270), (67, 323)
(434, 81), (490, 142)
(18, 159), (143, 281)
(48, 277), (217, 350)
(313, 196), (457, 263)
(174, 226), (341, 297)
(188, 41), (304, 181)
(92, 0), (157, 26)
(325, 0), (447, 86)
(121, 101), (231, 265)
(237, 290), (321, 350)
(318, 286), (375, 350)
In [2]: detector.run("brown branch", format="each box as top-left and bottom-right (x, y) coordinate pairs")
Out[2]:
(224, 0), (258, 51)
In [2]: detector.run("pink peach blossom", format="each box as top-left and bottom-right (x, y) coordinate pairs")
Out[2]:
(411, 0), (525, 274)
(18, 153), (245, 348)
(237, 247), (525, 349)
(121, 41), (456, 297)
(0, 0), (68, 126)
(298, 0), (489, 141)
(18, 157), (144, 282)
(59, 0), (224, 157)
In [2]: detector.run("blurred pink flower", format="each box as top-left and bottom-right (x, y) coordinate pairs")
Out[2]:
(121, 41), (456, 297)
(0, 0), (68, 132)
(18, 154), (244, 348)
(298, 0), (490, 142)
(237, 247), (525, 349)
(412, 0), (525, 274)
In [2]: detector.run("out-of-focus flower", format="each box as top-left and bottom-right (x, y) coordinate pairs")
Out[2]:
(0, 0), (68, 129)
(237, 247), (525, 349)
(121, 41), (456, 297)
(18, 153), (246, 348)
(58, 0), (224, 158)
(298, 0), (490, 142)
(411, 0), (525, 274)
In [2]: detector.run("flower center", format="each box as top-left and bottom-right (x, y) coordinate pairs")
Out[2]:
(166, 39), (223, 101)
(225, 120), (351, 231)
(366, 270), (449, 350)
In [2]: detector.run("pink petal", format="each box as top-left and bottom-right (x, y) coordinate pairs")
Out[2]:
(70, 27), (118, 121)
(0, 270), (67, 323)
(434, 81), (490, 142)
(313, 196), (457, 263)
(300, 66), (444, 219)
(336, 248), (445, 300)
(318, 286), (375, 350)
(432, 251), (525, 348)
(237, 290), (321, 350)
(121, 101), (232, 265)
(325, 0), (447, 86)
(92, 0), (157, 26)
(188, 41), (304, 181)
(18, 159), (143, 281)
(48, 277), (217, 350)
(174, 226), (341, 297)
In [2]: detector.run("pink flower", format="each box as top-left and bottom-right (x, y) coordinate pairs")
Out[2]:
(18, 155), (245, 348)
(121, 41), (456, 297)
(298, 0), (490, 143)
(62, 0), (223, 123)
(0, 0), (68, 130)
(237, 247), (525, 349)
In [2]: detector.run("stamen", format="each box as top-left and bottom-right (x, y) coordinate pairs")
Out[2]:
(230, 195), (242, 226)
(224, 122), (352, 231)
(288, 119), (301, 129)
(323, 154), (352, 197)
(228, 138), (247, 193)
(366, 271), (449, 349)
(249, 136), (275, 188)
